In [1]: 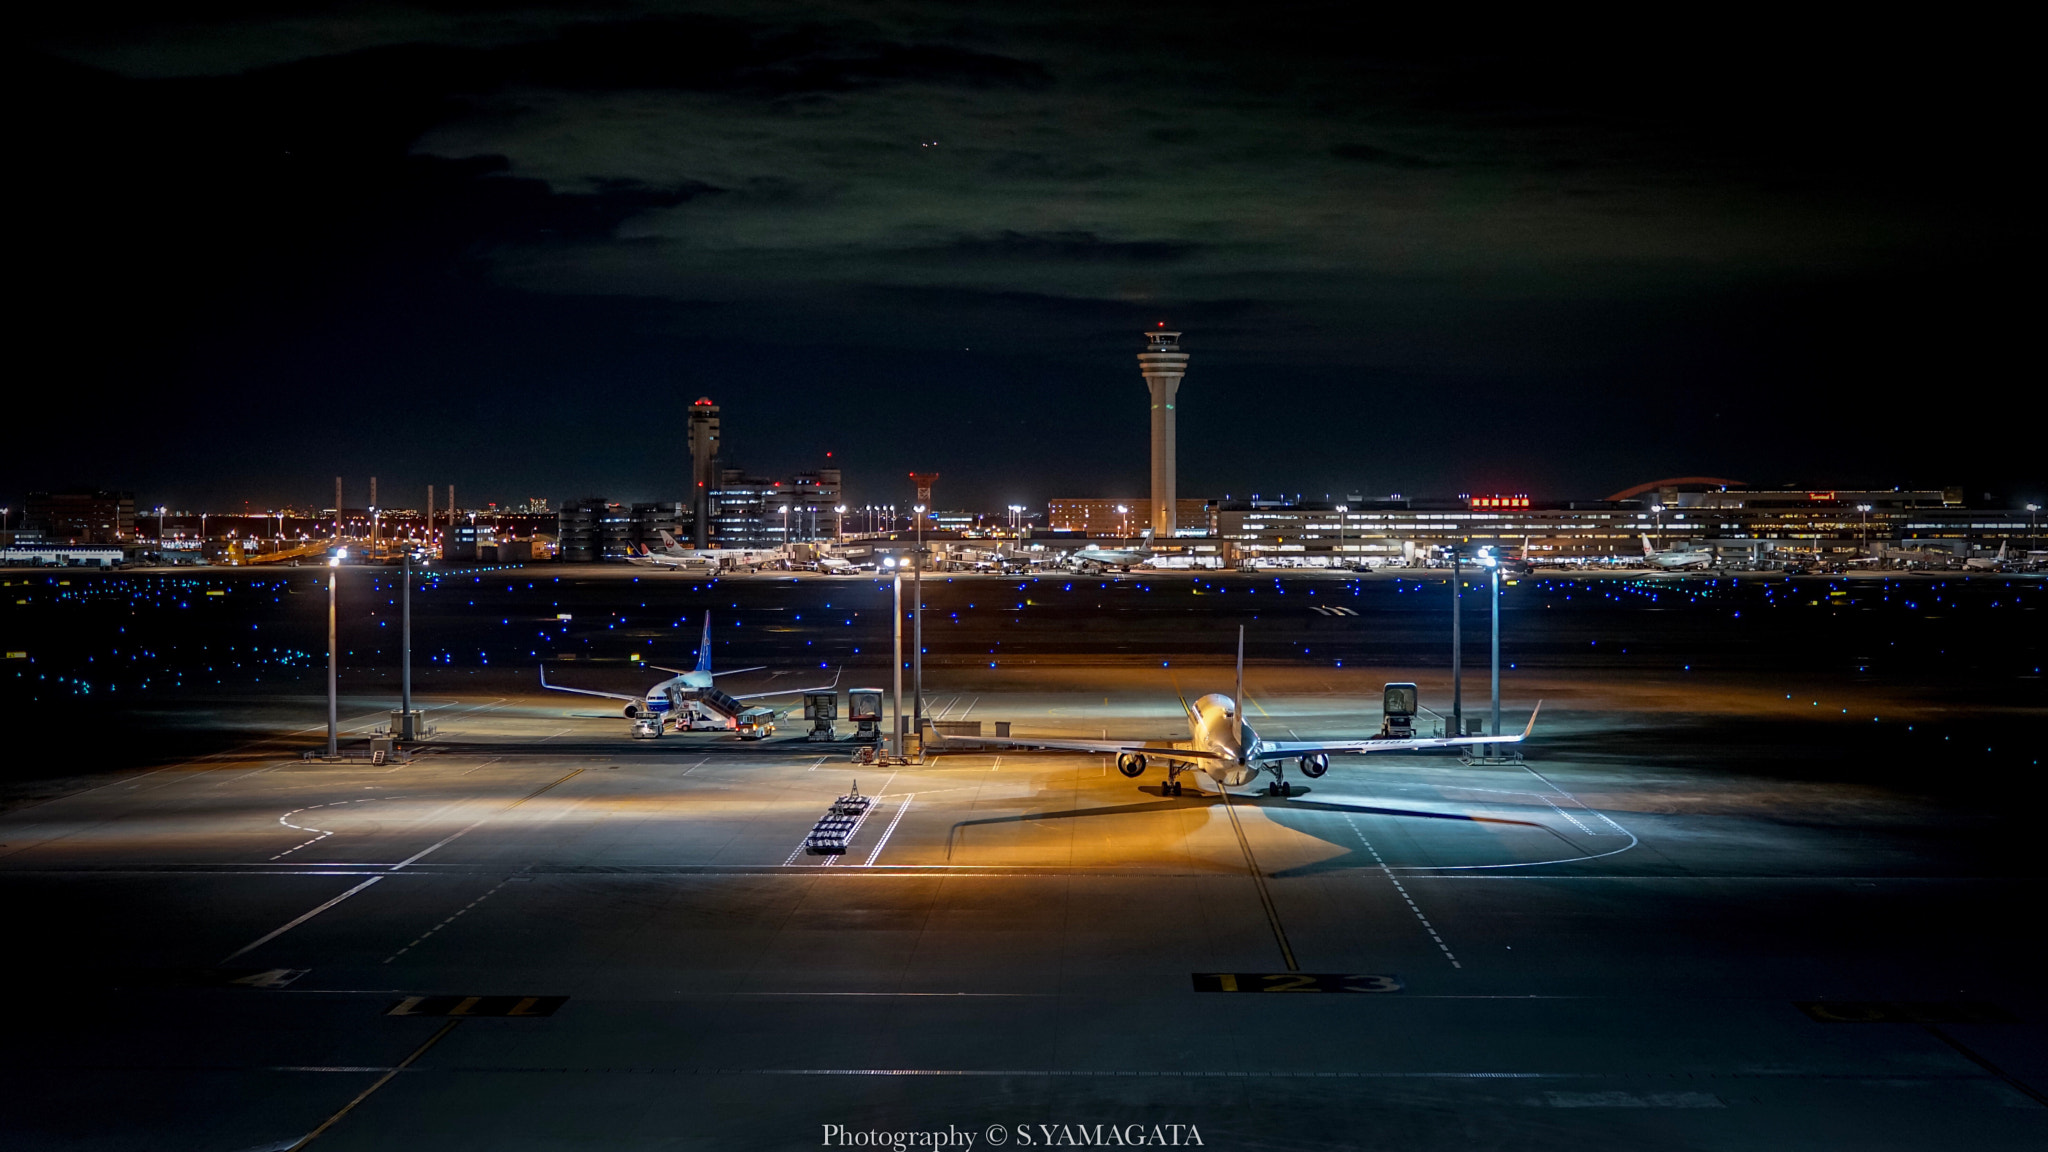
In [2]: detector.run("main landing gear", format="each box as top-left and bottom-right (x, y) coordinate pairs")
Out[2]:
(1264, 755), (1324, 797)
(1124, 753), (1191, 795)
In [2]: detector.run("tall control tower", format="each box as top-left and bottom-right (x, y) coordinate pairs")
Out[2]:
(1138, 329), (1189, 539)
(688, 398), (721, 547)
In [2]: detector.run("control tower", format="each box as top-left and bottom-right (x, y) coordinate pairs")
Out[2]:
(1137, 329), (1189, 539)
(688, 398), (721, 547)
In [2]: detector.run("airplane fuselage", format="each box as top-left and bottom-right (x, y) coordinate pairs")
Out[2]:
(1186, 693), (1263, 787)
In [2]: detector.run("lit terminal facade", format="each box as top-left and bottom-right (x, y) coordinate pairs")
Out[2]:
(1177, 485), (2033, 565)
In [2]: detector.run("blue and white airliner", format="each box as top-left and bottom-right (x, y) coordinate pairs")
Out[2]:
(540, 612), (837, 729)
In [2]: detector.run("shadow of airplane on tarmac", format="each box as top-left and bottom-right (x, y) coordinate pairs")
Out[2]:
(943, 787), (1573, 867)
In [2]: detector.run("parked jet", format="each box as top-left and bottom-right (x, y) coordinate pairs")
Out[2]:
(939, 629), (1538, 795)
(1066, 545), (1153, 573)
(1639, 534), (1715, 570)
(626, 530), (784, 573)
(1963, 541), (2009, 571)
(540, 612), (836, 730)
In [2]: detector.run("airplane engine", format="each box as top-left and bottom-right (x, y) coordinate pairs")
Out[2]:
(1299, 753), (1329, 777)
(623, 704), (640, 718)
(1116, 753), (1147, 778)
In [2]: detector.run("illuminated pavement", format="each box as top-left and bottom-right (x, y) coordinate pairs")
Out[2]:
(3, 660), (2043, 1150)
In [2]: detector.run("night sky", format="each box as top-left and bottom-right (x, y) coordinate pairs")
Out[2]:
(16, 5), (2038, 512)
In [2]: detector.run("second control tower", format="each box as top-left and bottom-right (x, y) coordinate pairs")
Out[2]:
(1138, 328), (1189, 539)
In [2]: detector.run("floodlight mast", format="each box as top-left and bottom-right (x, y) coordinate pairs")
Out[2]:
(327, 552), (342, 758)
(892, 571), (904, 760)
(1450, 547), (1462, 740)
(400, 548), (413, 739)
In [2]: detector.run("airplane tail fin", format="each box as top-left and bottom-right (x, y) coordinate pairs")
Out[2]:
(696, 612), (714, 675)
(1641, 534), (1656, 558)
(1234, 625), (1248, 747)
(659, 529), (681, 550)
(1998, 540), (2008, 561)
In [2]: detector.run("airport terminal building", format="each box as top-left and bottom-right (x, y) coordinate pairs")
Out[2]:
(1060, 483), (2038, 566)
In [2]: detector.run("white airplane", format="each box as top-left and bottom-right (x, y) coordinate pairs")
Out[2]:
(1639, 533), (1715, 570)
(1066, 545), (1153, 573)
(1963, 541), (2009, 571)
(539, 611), (837, 729)
(626, 530), (784, 572)
(939, 629), (1538, 796)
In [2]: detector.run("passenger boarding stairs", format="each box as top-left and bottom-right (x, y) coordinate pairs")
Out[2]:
(682, 686), (747, 724)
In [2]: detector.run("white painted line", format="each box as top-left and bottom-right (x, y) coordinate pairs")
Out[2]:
(1392, 766), (1641, 872)
(1345, 814), (1461, 969)
(221, 876), (383, 962)
(223, 770), (583, 962)
(383, 875), (517, 963)
(863, 796), (914, 865)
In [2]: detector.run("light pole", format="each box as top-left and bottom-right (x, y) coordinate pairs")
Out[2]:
(1856, 504), (1872, 553)
(1334, 504), (1348, 570)
(1450, 546), (1463, 741)
(780, 504), (790, 552)
(327, 550), (343, 758)
(1115, 504), (1129, 539)
(1650, 503), (1664, 550)
(891, 568), (905, 761)
(912, 504), (927, 755)
(156, 505), (168, 549)
(399, 548), (414, 741)
(1477, 546), (1501, 742)
(835, 505), (846, 543)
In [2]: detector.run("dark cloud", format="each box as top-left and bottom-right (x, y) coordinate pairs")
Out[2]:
(923, 232), (1199, 265)
(10, 4), (2040, 509)
(1328, 143), (1439, 168)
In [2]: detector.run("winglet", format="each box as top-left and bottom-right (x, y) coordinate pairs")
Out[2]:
(538, 664), (553, 690)
(1520, 700), (1543, 739)
(696, 611), (713, 674)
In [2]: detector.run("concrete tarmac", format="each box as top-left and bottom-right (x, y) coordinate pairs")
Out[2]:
(3, 659), (2043, 1150)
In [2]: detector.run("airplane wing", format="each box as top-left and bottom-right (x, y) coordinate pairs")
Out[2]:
(538, 666), (644, 704)
(1253, 702), (1542, 760)
(932, 731), (1229, 759)
(727, 668), (842, 700)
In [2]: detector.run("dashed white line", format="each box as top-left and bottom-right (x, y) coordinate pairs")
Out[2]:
(384, 876), (517, 963)
(1345, 814), (1461, 969)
